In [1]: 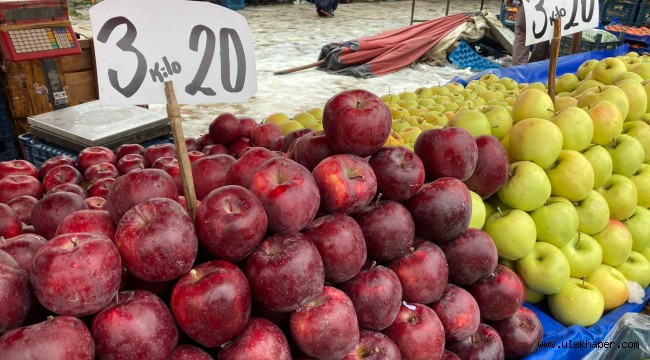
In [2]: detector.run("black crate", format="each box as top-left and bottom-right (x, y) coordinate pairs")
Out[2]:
(559, 33), (624, 56)
(635, 3), (650, 27)
(601, 0), (641, 25)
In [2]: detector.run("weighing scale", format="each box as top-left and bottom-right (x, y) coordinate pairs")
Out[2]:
(27, 101), (171, 151)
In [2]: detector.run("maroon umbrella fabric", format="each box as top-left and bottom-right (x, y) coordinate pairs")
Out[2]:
(318, 12), (469, 78)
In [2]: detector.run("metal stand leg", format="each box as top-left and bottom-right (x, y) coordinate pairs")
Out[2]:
(445, 0), (450, 15)
(410, 0), (416, 25)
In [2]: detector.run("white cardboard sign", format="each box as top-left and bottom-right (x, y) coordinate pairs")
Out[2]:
(522, 0), (600, 46)
(89, 0), (257, 105)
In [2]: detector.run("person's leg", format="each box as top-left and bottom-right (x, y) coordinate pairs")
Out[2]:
(529, 41), (550, 63)
(512, 5), (529, 65)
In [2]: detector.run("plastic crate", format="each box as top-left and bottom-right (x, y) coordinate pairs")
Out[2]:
(499, 1), (518, 30)
(219, 0), (245, 10)
(0, 135), (19, 161)
(601, 0), (640, 25)
(559, 33), (624, 56)
(635, 3), (650, 27)
(449, 40), (501, 71)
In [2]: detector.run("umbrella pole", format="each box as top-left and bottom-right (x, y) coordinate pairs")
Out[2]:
(548, 17), (562, 107)
(274, 60), (326, 75)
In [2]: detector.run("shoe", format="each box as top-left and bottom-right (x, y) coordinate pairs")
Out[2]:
(319, 9), (334, 17)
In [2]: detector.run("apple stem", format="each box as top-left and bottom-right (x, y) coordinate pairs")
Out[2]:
(70, 237), (78, 247)
(47, 315), (54, 322)
(581, 276), (586, 287)
(350, 175), (365, 180)
(409, 247), (416, 253)
(375, 193), (382, 206)
(370, 261), (377, 269)
(190, 269), (198, 280)
(497, 206), (503, 217)
(227, 200), (234, 213)
(575, 233), (581, 249)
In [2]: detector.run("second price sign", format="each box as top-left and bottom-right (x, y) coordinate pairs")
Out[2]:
(522, 0), (600, 46)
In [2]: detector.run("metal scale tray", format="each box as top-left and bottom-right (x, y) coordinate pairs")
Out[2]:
(27, 101), (171, 151)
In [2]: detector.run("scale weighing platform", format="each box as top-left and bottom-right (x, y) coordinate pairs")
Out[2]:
(27, 101), (172, 151)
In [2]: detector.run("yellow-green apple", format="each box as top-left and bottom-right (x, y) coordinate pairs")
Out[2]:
(560, 232), (603, 278)
(607, 134), (645, 176)
(577, 59), (599, 80)
(484, 201), (497, 219)
(596, 174), (638, 220)
(556, 73), (580, 93)
(308, 107), (323, 120)
(550, 107), (594, 151)
(623, 121), (650, 162)
(414, 127), (478, 181)
(545, 150), (594, 202)
(591, 57), (628, 85)
(592, 219), (633, 267)
(585, 264), (629, 311)
(622, 206), (650, 252)
(307, 121), (324, 131)
(632, 62), (650, 79)
(469, 190), (486, 229)
(613, 71), (644, 83)
(526, 287), (546, 304)
(498, 77), (518, 90)
(516, 242), (570, 294)
(443, 101), (460, 112)
(415, 86), (434, 98)
(528, 82), (547, 91)
(399, 126), (422, 145)
(578, 85), (630, 121)
(407, 106), (428, 118)
(280, 120), (304, 136)
(643, 79), (650, 111)
(509, 118), (563, 169)
(642, 247), (650, 263)
(483, 209), (536, 260)
(447, 110), (491, 137)
(381, 94), (401, 103)
(431, 85), (451, 95)
(479, 73), (500, 85)
(574, 190), (611, 235)
(418, 122), (438, 132)
(433, 95), (452, 104)
(585, 100), (625, 146)
(548, 278), (604, 326)
(398, 91), (418, 101)
(615, 250), (650, 287)
(479, 88), (505, 102)
(512, 88), (554, 122)
(293, 112), (317, 127)
(497, 161), (552, 212)
(581, 145), (613, 188)
(265, 112), (290, 126)
(499, 257), (516, 270)
(554, 95), (579, 112)
(463, 135), (510, 199)
(423, 112), (448, 126)
(480, 105), (513, 140)
(616, 79), (647, 121)
(571, 79), (604, 96)
(390, 106), (410, 121)
(446, 82), (465, 93)
(631, 164), (650, 207)
(530, 197), (580, 248)
(391, 120), (410, 133)
(404, 116), (423, 127)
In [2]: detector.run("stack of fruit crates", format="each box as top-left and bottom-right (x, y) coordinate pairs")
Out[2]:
(601, 0), (641, 25)
(635, 1), (650, 28)
(499, 1), (519, 30)
(559, 33), (625, 56)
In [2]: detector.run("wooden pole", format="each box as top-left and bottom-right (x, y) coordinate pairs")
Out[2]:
(571, 32), (583, 54)
(274, 60), (326, 75)
(164, 81), (198, 220)
(548, 18), (562, 106)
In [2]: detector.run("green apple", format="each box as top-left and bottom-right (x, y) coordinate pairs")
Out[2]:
(642, 79), (650, 112)
(591, 57), (628, 85)
(308, 107), (323, 120)
(560, 232), (603, 278)
(577, 59), (600, 80)
(578, 85), (630, 121)
(447, 109), (491, 137)
(265, 112), (290, 126)
(414, 86), (434, 99)
(422, 112), (448, 126)
(484, 201), (497, 220)
(596, 174), (638, 221)
(398, 91), (418, 101)
(641, 247), (650, 263)
(556, 73), (580, 93)
(418, 122), (438, 132)
(498, 257), (516, 270)
(526, 287), (546, 304)
(433, 95), (452, 104)
(391, 120), (410, 133)
(512, 88), (554, 122)
(545, 150), (594, 202)
(616, 79), (647, 122)
(306, 121), (324, 131)
(516, 242), (570, 294)
(399, 126), (422, 145)
(443, 101), (460, 112)
(497, 161), (552, 212)
(585, 100), (625, 146)
(606, 134), (645, 177)
(615, 250), (650, 287)
(279, 120), (304, 135)
(292, 112), (317, 127)
(390, 106), (410, 121)
(530, 197), (580, 248)
(592, 219), (633, 267)
(585, 264), (629, 311)
(632, 62), (650, 79)
(483, 209), (536, 260)
(398, 99), (419, 110)
(630, 163), (650, 207)
(623, 121), (650, 162)
(571, 79), (605, 97)
(469, 190), (486, 229)
(498, 77), (519, 90)
(479, 73), (500, 86)
(550, 107), (594, 151)
(554, 96), (579, 112)
(548, 277), (604, 327)
(445, 82), (464, 93)
(509, 118), (563, 169)
(581, 145), (613, 189)
(613, 71), (644, 83)
(406, 106), (428, 118)
(480, 105), (513, 140)
(418, 98), (437, 110)
(574, 190), (611, 235)
(528, 82), (547, 91)
(622, 206), (650, 252)
(381, 94), (401, 103)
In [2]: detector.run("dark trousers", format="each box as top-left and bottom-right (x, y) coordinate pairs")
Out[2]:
(316, 0), (338, 12)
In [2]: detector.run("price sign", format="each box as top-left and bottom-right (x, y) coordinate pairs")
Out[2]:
(89, 0), (257, 104)
(523, 0), (599, 46)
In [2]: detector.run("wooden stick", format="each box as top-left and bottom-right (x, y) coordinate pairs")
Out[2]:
(548, 18), (562, 107)
(571, 32), (583, 54)
(274, 60), (326, 75)
(164, 81), (198, 220)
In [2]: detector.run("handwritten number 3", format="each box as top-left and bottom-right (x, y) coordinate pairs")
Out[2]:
(96, 16), (147, 98)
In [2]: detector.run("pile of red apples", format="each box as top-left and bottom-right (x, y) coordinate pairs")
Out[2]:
(0, 89), (542, 360)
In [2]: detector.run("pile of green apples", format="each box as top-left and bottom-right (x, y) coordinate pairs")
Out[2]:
(378, 52), (650, 328)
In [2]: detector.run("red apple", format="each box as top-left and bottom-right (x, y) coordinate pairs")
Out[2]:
(209, 112), (242, 145)
(202, 143), (229, 156)
(31, 192), (88, 240)
(442, 350), (461, 360)
(0, 175), (43, 203)
(185, 137), (200, 152)
(77, 146), (116, 173)
(198, 133), (215, 149)
(85, 196), (106, 210)
(31, 232), (122, 316)
(322, 89), (392, 157)
(162, 161), (184, 196)
(468, 264), (526, 321)
(91, 290), (178, 360)
(339, 265), (402, 331)
(290, 286), (360, 359)
(228, 137), (252, 158)
(87, 178), (115, 198)
(268, 135), (284, 152)
(388, 241), (448, 304)
(188, 150), (204, 163)
(439, 228), (499, 286)
(116, 153), (149, 174)
(463, 135), (510, 199)
(251, 122), (282, 148)
(312, 154), (378, 214)
(144, 143), (177, 165)
(430, 284), (480, 342)
(46, 182), (88, 199)
(240, 116), (258, 138)
(105, 168), (178, 224)
(0, 250), (31, 334)
(226, 147), (278, 189)
(6, 195), (38, 225)
(368, 146), (425, 202)
(353, 200), (414, 261)
(404, 177), (472, 243)
(0, 316), (94, 360)
(83, 162), (119, 183)
(152, 156), (178, 169)
(37, 155), (76, 180)
(384, 302), (445, 360)
(245, 232), (325, 312)
(191, 154), (236, 201)
(115, 198), (197, 282)
(249, 157), (320, 233)
(42, 164), (82, 191)
(55, 209), (116, 239)
(195, 185), (267, 262)
(489, 306), (543, 358)
(0, 203), (22, 239)
(0, 233), (46, 275)
(446, 323), (505, 360)
(282, 128), (313, 153)
(414, 127), (478, 181)
(115, 143), (145, 159)
(170, 260), (251, 347)
(169, 344), (214, 360)
(289, 132), (335, 171)
(342, 330), (401, 360)
(0, 160), (38, 179)
(219, 317), (291, 360)
(302, 213), (367, 283)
